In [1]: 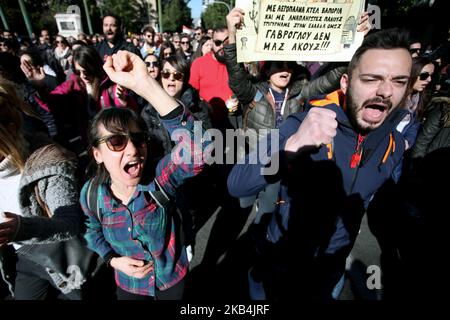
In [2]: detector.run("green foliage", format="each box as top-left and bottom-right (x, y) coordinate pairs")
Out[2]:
(201, 3), (228, 30)
(162, 0), (192, 33)
(0, 0), (53, 35)
(101, 0), (149, 33)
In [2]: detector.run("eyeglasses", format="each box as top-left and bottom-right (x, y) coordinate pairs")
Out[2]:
(195, 32), (202, 36)
(409, 48), (420, 54)
(419, 72), (432, 81)
(146, 34), (153, 38)
(96, 132), (149, 152)
(161, 69), (183, 81)
(213, 37), (228, 47)
(181, 41), (189, 45)
(145, 61), (159, 68)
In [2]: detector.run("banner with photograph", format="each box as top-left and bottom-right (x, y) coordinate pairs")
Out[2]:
(236, 0), (365, 62)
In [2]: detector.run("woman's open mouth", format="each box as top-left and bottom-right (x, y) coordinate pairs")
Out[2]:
(123, 159), (144, 179)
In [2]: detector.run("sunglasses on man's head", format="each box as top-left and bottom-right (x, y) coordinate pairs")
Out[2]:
(161, 69), (183, 81)
(419, 72), (432, 81)
(96, 132), (149, 152)
(213, 37), (228, 47)
(145, 61), (159, 68)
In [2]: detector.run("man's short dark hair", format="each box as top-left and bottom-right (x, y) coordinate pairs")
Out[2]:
(213, 27), (228, 34)
(102, 14), (121, 28)
(347, 28), (411, 79)
(142, 25), (155, 35)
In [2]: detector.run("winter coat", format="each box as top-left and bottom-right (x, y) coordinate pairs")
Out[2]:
(227, 90), (408, 298)
(0, 143), (83, 295)
(95, 38), (141, 61)
(141, 85), (212, 159)
(223, 43), (306, 141)
(411, 96), (450, 158)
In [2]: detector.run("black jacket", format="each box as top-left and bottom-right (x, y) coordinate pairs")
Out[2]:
(411, 96), (450, 158)
(95, 38), (141, 60)
(223, 43), (306, 140)
(141, 86), (212, 161)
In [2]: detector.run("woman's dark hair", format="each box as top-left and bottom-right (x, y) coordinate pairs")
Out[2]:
(411, 56), (437, 120)
(72, 45), (104, 80)
(145, 53), (161, 80)
(54, 35), (70, 47)
(191, 36), (211, 63)
(159, 41), (176, 60)
(161, 54), (190, 85)
(88, 108), (148, 182)
(0, 37), (18, 54)
(411, 56), (434, 91)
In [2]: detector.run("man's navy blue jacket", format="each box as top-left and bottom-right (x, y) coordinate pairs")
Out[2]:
(227, 90), (408, 298)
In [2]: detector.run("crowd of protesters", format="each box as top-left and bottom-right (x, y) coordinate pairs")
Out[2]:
(0, 5), (449, 302)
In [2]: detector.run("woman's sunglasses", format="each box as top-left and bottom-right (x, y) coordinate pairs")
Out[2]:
(419, 72), (432, 81)
(145, 61), (159, 68)
(96, 132), (149, 152)
(161, 69), (183, 81)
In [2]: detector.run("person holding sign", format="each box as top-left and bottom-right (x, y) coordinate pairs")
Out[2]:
(224, 9), (311, 287)
(228, 27), (413, 300)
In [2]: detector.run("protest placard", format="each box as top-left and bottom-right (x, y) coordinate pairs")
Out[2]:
(236, 0), (365, 62)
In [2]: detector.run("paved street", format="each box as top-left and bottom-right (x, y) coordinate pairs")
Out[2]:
(187, 202), (384, 301)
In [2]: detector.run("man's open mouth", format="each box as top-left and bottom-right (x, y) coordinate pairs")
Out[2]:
(362, 103), (388, 122)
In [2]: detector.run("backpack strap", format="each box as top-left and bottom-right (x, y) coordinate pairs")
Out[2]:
(86, 178), (101, 221)
(150, 179), (186, 246)
(149, 178), (171, 210)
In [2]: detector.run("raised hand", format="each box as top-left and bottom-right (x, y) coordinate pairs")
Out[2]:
(285, 108), (338, 153)
(20, 59), (45, 83)
(104, 50), (178, 116)
(226, 7), (245, 43)
(110, 256), (154, 279)
(357, 11), (371, 36)
(103, 50), (148, 97)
